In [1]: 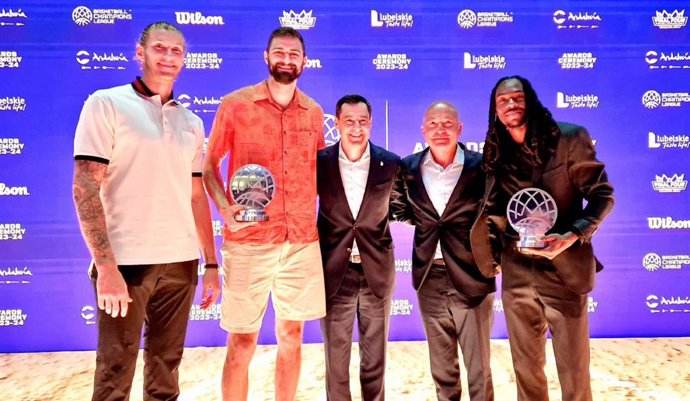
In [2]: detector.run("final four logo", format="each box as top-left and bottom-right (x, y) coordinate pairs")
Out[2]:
(279, 10), (316, 30)
(652, 9), (688, 29)
(652, 174), (688, 193)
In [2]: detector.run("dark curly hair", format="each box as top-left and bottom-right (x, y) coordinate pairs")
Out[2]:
(482, 75), (559, 173)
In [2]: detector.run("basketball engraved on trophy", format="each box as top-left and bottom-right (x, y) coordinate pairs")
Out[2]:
(229, 164), (275, 222)
(507, 188), (558, 249)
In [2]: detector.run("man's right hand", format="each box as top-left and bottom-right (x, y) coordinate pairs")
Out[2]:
(96, 266), (132, 318)
(220, 204), (259, 233)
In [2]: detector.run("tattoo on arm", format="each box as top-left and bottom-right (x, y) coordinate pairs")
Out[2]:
(72, 160), (116, 264)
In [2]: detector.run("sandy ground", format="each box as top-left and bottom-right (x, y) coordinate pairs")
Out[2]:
(1, 338), (688, 401)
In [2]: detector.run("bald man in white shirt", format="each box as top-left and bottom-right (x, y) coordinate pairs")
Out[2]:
(391, 101), (496, 401)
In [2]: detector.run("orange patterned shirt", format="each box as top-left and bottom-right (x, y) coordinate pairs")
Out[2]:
(207, 81), (325, 244)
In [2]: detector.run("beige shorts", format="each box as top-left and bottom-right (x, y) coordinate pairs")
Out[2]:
(220, 241), (326, 333)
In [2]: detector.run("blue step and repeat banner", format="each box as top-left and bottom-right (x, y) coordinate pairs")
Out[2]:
(1, 1), (689, 353)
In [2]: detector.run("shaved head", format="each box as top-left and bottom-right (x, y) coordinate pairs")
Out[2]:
(424, 101), (459, 122)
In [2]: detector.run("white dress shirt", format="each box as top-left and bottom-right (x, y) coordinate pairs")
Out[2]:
(420, 145), (465, 260)
(339, 142), (371, 256)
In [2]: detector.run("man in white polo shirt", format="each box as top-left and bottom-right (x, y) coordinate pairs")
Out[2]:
(72, 22), (219, 401)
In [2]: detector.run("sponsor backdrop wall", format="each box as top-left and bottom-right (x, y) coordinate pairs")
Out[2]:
(1, 1), (689, 352)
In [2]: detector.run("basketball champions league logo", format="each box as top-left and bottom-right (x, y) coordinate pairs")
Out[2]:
(457, 9), (513, 29)
(643, 252), (690, 271)
(72, 6), (132, 26)
(323, 114), (339, 146)
(507, 188), (558, 248)
(642, 90), (690, 109)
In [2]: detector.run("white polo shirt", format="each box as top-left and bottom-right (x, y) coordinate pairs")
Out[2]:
(74, 80), (205, 265)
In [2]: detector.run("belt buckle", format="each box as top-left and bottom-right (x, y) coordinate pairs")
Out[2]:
(350, 254), (362, 264)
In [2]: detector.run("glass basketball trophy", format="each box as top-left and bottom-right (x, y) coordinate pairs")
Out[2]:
(229, 164), (275, 222)
(506, 188), (558, 248)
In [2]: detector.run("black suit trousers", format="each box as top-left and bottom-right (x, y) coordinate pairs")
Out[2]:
(417, 266), (494, 401)
(320, 263), (392, 401)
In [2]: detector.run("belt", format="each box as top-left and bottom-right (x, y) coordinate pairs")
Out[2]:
(432, 258), (445, 266)
(349, 254), (362, 264)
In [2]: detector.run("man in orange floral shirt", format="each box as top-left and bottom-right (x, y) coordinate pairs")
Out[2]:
(203, 27), (325, 401)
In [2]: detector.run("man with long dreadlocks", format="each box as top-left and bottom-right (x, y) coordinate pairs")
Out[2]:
(470, 76), (614, 401)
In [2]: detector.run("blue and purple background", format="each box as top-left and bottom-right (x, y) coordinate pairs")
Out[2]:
(1, 1), (689, 353)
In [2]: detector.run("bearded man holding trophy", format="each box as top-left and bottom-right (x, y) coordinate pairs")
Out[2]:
(203, 27), (326, 401)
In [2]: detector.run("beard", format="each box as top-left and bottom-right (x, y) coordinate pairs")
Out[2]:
(504, 118), (527, 129)
(500, 110), (527, 130)
(268, 61), (303, 84)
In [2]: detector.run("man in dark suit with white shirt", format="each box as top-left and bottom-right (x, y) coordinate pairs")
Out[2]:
(317, 94), (403, 401)
(392, 101), (495, 401)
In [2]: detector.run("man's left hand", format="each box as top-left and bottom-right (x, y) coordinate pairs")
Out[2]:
(520, 231), (579, 260)
(200, 267), (221, 310)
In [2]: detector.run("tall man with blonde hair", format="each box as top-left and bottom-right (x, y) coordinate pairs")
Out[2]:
(73, 22), (219, 401)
